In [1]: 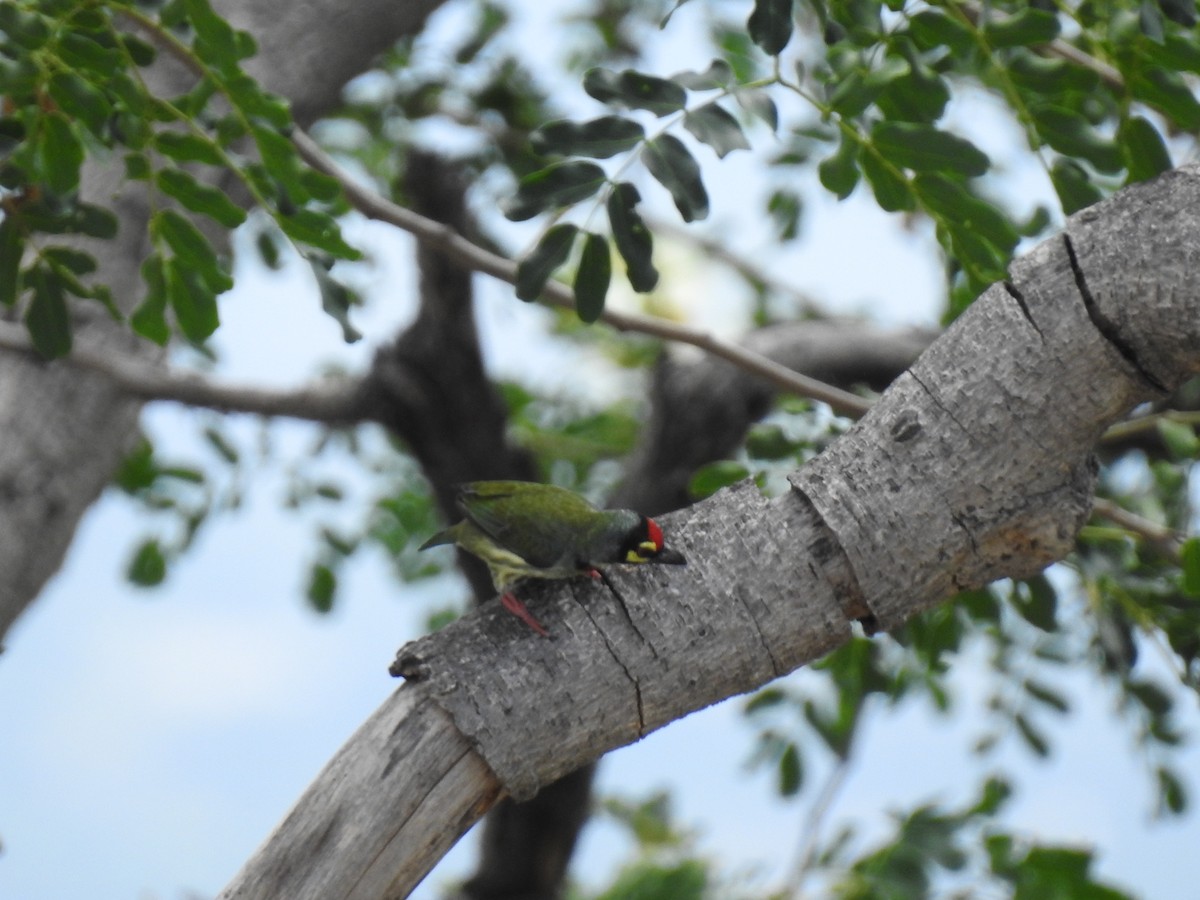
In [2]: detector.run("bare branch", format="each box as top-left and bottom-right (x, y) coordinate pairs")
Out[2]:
(0, 324), (370, 423)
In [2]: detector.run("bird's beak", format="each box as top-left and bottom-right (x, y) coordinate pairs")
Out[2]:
(655, 547), (686, 565)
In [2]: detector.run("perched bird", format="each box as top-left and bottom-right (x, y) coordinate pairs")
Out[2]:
(419, 480), (686, 636)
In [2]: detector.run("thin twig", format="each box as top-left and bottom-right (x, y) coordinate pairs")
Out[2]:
(0, 323), (370, 423)
(290, 130), (874, 418)
(1089, 496), (1185, 563)
(787, 754), (854, 899)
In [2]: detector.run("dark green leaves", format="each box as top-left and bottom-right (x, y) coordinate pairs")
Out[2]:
(982, 8), (1060, 47)
(504, 161), (607, 221)
(25, 266), (72, 358)
(683, 102), (750, 158)
(819, 133), (861, 199)
(155, 168), (248, 228)
(515, 226), (612, 322)
(37, 113), (84, 193)
(532, 116), (644, 158)
(128, 538), (168, 587)
(516, 224), (578, 301)
(1119, 116), (1172, 183)
(0, 217), (22, 308)
(608, 182), (658, 292)
(644, 135), (709, 222)
(871, 122), (990, 176)
(575, 232), (611, 323)
(584, 68), (686, 116)
(748, 0), (794, 55)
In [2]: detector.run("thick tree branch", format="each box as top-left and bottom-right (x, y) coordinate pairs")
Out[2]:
(218, 164), (1200, 900)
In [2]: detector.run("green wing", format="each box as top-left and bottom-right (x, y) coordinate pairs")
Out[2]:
(455, 481), (599, 569)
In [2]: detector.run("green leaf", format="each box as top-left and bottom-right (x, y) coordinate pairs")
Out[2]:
(515, 224), (578, 301)
(307, 563), (336, 613)
(133, 256), (171, 345)
(738, 91), (779, 131)
(983, 8), (1060, 47)
(607, 182), (658, 292)
(128, 539), (167, 587)
(309, 259), (362, 343)
(860, 151), (914, 212)
(1013, 576), (1058, 631)
(819, 133), (861, 199)
(1013, 712), (1050, 757)
(0, 4), (51, 50)
(1158, 417), (1200, 459)
(46, 71), (110, 135)
(1157, 766), (1187, 815)
(1132, 67), (1200, 130)
(124, 153), (152, 181)
(184, 0), (240, 68)
(1119, 115), (1172, 183)
(504, 161), (608, 221)
(0, 217), (22, 307)
(1023, 679), (1070, 713)
(42, 247), (96, 277)
(57, 31), (120, 76)
(532, 116), (644, 159)
(877, 66), (951, 123)
(689, 461), (750, 500)
(73, 203), (120, 240)
(156, 168), (248, 229)
(574, 232), (611, 323)
(155, 209), (233, 294)
(154, 131), (226, 166)
(583, 68), (686, 116)
(37, 113), (85, 194)
(748, 0), (794, 55)
(644, 135), (709, 222)
(1180, 537), (1200, 598)
(1049, 158), (1102, 215)
(907, 9), (976, 54)
(24, 267), (72, 358)
(915, 174), (1020, 255)
(670, 59), (733, 90)
(278, 209), (361, 259)
(1031, 106), (1122, 174)
(871, 121), (990, 176)
(165, 259), (220, 342)
(768, 189), (802, 241)
(778, 742), (803, 796)
(683, 102), (750, 158)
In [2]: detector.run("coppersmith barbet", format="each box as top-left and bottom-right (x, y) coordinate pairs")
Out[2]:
(419, 480), (686, 636)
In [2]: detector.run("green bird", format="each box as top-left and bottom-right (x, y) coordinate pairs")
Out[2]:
(419, 480), (686, 636)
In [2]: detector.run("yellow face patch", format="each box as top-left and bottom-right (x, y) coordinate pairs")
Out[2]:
(626, 540), (659, 563)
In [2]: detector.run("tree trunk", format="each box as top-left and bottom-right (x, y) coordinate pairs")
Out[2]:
(217, 165), (1200, 899)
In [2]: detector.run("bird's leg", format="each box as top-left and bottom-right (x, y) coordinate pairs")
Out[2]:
(500, 591), (549, 638)
(587, 567), (603, 580)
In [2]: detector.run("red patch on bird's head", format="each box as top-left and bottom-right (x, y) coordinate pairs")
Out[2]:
(646, 517), (664, 550)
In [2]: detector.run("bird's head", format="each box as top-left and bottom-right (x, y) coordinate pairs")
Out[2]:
(619, 515), (686, 565)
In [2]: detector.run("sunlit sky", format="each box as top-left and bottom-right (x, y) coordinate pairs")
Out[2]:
(3, 1), (1200, 898)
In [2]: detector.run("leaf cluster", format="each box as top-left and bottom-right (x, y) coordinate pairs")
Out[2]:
(0, 0), (360, 355)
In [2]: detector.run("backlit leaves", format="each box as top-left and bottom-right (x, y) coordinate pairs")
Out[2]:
(644, 135), (710, 222)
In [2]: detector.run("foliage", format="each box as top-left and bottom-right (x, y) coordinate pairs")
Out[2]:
(0, 0), (361, 355)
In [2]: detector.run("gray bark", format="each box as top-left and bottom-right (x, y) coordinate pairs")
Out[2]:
(217, 165), (1200, 899)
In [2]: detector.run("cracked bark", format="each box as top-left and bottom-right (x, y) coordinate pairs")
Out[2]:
(219, 164), (1200, 900)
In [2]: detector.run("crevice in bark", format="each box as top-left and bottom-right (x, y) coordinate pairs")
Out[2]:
(1064, 233), (1169, 393)
(1003, 280), (1044, 340)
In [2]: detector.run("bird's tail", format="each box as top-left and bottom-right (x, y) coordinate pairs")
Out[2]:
(417, 528), (456, 551)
